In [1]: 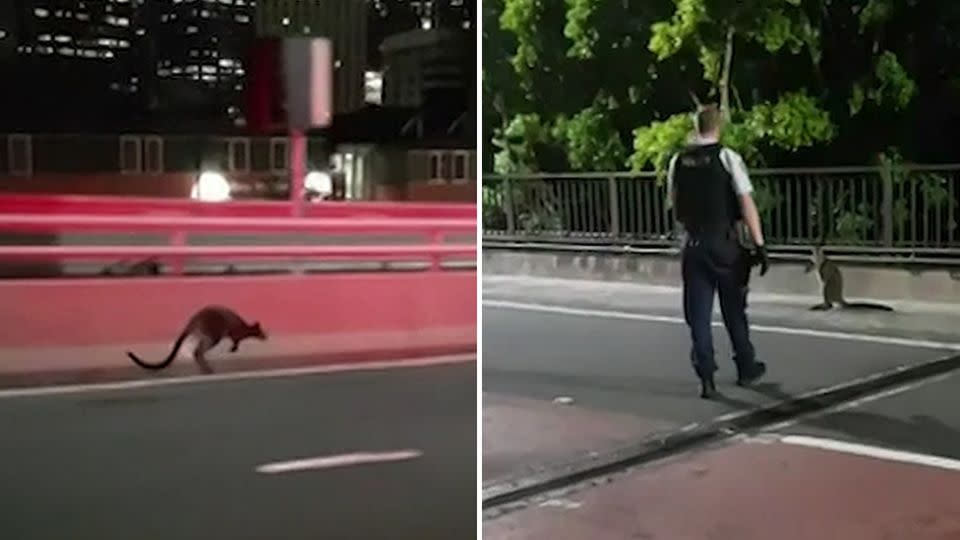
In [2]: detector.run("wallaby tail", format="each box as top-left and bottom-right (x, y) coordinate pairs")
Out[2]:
(842, 301), (894, 312)
(127, 330), (189, 370)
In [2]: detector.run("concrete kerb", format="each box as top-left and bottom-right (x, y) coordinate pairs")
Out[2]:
(482, 248), (960, 305)
(482, 350), (960, 512)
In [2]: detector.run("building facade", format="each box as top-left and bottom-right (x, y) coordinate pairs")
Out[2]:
(380, 28), (466, 108)
(147, 0), (256, 128)
(0, 0), (149, 130)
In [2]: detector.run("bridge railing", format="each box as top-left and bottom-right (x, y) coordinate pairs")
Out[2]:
(0, 193), (476, 219)
(483, 166), (960, 254)
(0, 211), (477, 363)
(0, 212), (476, 277)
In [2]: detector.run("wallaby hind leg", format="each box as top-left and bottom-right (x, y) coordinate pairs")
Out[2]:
(193, 337), (215, 374)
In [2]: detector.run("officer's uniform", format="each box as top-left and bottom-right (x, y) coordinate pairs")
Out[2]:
(667, 136), (761, 388)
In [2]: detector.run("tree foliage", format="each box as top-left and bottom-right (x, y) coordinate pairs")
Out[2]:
(486, 0), (960, 174)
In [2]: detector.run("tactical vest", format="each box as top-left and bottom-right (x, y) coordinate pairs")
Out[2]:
(673, 143), (742, 233)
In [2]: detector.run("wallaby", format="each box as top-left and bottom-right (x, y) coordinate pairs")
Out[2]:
(101, 257), (162, 277)
(806, 246), (894, 312)
(127, 306), (267, 373)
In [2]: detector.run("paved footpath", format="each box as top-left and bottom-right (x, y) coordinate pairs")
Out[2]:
(483, 275), (960, 538)
(0, 361), (476, 540)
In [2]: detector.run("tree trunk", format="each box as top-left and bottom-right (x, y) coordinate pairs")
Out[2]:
(719, 26), (735, 121)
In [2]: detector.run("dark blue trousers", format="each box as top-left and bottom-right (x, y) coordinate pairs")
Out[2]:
(681, 231), (756, 379)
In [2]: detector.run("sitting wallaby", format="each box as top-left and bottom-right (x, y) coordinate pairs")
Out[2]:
(127, 306), (267, 373)
(806, 246), (894, 312)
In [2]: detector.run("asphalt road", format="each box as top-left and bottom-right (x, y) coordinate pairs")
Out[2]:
(776, 369), (960, 459)
(485, 368), (960, 539)
(482, 284), (960, 538)
(483, 305), (948, 483)
(0, 361), (476, 540)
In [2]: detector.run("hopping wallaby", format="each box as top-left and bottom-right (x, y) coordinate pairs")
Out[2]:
(806, 246), (894, 312)
(127, 306), (267, 373)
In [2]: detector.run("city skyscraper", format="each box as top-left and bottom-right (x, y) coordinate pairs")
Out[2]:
(147, 0), (256, 127)
(0, 0), (150, 129)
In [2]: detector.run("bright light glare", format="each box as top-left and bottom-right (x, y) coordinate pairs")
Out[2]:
(305, 171), (333, 196)
(191, 171), (232, 202)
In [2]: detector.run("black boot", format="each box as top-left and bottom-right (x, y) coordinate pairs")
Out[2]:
(699, 373), (718, 399)
(736, 361), (767, 387)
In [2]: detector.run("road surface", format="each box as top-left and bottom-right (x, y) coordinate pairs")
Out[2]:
(483, 276), (960, 538)
(0, 361), (476, 540)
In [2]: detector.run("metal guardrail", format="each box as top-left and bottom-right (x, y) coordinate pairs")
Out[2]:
(0, 212), (476, 277)
(0, 193), (477, 220)
(482, 166), (960, 253)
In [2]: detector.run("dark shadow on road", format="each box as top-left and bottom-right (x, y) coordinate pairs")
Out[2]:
(744, 382), (960, 460)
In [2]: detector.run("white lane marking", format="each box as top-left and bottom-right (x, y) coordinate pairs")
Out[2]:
(483, 299), (960, 351)
(539, 498), (582, 510)
(0, 354), (475, 400)
(778, 435), (960, 472)
(256, 450), (422, 474)
(762, 372), (955, 432)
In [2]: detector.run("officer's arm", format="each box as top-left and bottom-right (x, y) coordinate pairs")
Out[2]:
(740, 195), (766, 247)
(723, 150), (766, 247)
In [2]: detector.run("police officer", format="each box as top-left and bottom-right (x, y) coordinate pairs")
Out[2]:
(667, 104), (770, 399)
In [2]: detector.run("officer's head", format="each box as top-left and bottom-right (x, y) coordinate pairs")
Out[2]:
(694, 104), (723, 139)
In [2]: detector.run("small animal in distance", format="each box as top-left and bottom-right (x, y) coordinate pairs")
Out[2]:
(805, 246), (894, 312)
(127, 305), (267, 373)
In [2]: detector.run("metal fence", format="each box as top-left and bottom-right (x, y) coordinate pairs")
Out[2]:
(482, 166), (960, 253)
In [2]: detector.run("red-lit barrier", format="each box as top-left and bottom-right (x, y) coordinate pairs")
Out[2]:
(0, 211), (476, 380)
(0, 213), (476, 274)
(0, 193), (476, 219)
(0, 272), (476, 377)
(0, 245), (474, 261)
(0, 213), (475, 234)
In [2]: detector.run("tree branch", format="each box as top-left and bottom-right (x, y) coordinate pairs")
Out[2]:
(720, 26), (735, 121)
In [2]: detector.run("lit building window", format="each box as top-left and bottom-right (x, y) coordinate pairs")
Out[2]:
(34, 8), (50, 17)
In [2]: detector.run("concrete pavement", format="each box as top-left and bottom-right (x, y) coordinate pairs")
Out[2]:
(0, 361), (476, 540)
